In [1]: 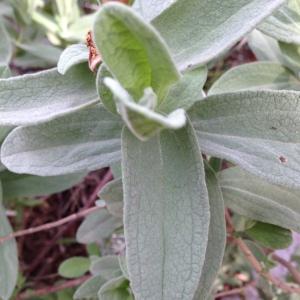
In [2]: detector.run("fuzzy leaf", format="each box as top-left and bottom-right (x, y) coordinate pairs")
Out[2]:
(0, 182), (18, 300)
(193, 166), (226, 300)
(76, 209), (122, 244)
(100, 178), (123, 217)
(1, 104), (122, 176)
(209, 62), (300, 95)
(219, 167), (300, 233)
(151, 0), (285, 70)
(105, 77), (186, 141)
(122, 121), (210, 300)
(0, 21), (12, 66)
(57, 44), (89, 74)
(0, 64), (98, 126)
(97, 64), (117, 115)
(74, 275), (107, 300)
(190, 90), (300, 188)
(0, 170), (86, 200)
(259, 0), (300, 45)
(159, 66), (207, 113)
(98, 276), (133, 300)
(90, 255), (122, 280)
(93, 2), (180, 101)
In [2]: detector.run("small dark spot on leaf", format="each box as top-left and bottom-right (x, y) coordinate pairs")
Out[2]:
(279, 156), (288, 164)
(271, 126), (277, 130)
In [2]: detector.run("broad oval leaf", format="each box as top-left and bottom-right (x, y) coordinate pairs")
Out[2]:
(122, 121), (210, 300)
(189, 90), (300, 188)
(98, 276), (133, 300)
(90, 255), (122, 279)
(58, 256), (90, 278)
(208, 62), (300, 95)
(1, 104), (122, 176)
(193, 166), (226, 300)
(259, 0), (300, 45)
(104, 77), (186, 141)
(76, 209), (122, 244)
(0, 182), (18, 300)
(0, 64), (98, 126)
(99, 178), (123, 218)
(0, 170), (86, 200)
(74, 275), (107, 300)
(151, 0), (285, 70)
(93, 2), (180, 101)
(57, 44), (89, 74)
(219, 166), (300, 233)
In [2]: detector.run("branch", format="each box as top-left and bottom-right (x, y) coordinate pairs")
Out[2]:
(0, 206), (103, 245)
(215, 282), (255, 299)
(16, 275), (91, 300)
(225, 210), (300, 294)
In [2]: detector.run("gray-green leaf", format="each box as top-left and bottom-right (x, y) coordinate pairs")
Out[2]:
(57, 44), (89, 75)
(0, 170), (86, 200)
(74, 275), (107, 300)
(58, 256), (90, 278)
(151, 0), (285, 70)
(0, 64), (98, 126)
(193, 166), (226, 300)
(209, 62), (300, 95)
(122, 121), (210, 300)
(190, 90), (300, 188)
(90, 255), (122, 280)
(219, 166), (300, 233)
(105, 77), (186, 141)
(1, 104), (122, 176)
(76, 209), (122, 244)
(93, 2), (180, 101)
(0, 182), (18, 300)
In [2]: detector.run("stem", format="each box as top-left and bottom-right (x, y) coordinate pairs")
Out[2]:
(0, 206), (103, 244)
(225, 210), (300, 294)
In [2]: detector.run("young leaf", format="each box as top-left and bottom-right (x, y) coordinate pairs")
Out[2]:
(105, 77), (186, 141)
(159, 66), (207, 113)
(189, 90), (300, 188)
(90, 255), (123, 279)
(193, 166), (226, 300)
(122, 121), (210, 300)
(93, 2), (180, 101)
(245, 222), (292, 250)
(247, 29), (284, 64)
(259, 0), (300, 45)
(279, 42), (300, 74)
(58, 256), (90, 278)
(208, 62), (300, 95)
(0, 182), (18, 300)
(219, 167), (300, 233)
(1, 104), (122, 176)
(0, 64), (98, 126)
(97, 64), (117, 115)
(57, 44), (89, 74)
(74, 275), (107, 300)
(0, 170), (86, 200)
(76, 209), (122, 244)
(99, 178), (123, 218)
(151, 0), (285, 70)
(98, 276), (133, 300)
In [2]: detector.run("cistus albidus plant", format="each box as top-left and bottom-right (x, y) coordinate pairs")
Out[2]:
(5, 0), (300, 299)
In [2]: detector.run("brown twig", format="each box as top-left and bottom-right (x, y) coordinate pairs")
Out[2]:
(16, 275), (90, 300)
(0, 206), (103, 245)
(215, 282), (255, 299)
(225, 210), (300, 294)
(272, 253), (300, 285)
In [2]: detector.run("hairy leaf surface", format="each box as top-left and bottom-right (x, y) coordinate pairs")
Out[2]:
(122, 122), (210, 300)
